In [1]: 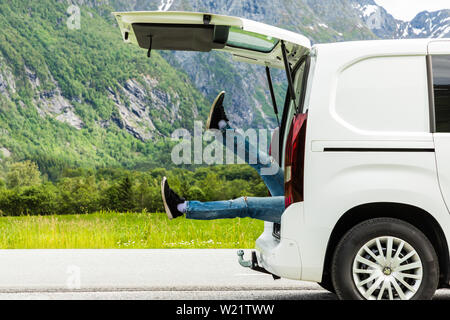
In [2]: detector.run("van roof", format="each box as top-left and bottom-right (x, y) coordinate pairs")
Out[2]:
(314, 38), (450, 56)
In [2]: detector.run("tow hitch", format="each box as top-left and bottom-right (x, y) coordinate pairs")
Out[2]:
(237, 250), (280, 280)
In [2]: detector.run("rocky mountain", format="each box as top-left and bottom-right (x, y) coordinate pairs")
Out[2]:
(399, 10), (450, 39)
(0, 0), (448, 175)
(351, 0), (450, 39)
(0, 0), (210, 177)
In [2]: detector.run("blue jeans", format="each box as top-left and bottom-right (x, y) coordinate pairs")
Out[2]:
(186, 196), (285, 223)
(221, 124), (284, 197)
(185, 125), (285, 223)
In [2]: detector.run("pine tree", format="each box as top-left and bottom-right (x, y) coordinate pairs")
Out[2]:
(116, 176), (133, 212)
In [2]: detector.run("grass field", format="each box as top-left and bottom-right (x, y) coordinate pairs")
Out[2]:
(0, 212), (264, 249)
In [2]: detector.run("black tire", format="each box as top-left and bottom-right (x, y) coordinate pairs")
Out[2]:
(331, 218), (439, 300)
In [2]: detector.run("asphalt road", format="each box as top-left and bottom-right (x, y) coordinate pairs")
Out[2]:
(0, 249), (448, 300)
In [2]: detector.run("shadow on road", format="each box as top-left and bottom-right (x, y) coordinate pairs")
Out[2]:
(273, 291), (337, 300)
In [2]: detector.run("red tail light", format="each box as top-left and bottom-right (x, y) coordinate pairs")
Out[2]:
(284, 113), (307, 208)
(268, 142), (273, 197)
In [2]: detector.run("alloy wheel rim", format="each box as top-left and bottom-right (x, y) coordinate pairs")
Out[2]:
(352, 236), (423, 300)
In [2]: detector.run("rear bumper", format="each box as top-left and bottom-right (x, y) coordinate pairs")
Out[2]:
(255, 202), (329, 282)
(255, 221), (302, 280)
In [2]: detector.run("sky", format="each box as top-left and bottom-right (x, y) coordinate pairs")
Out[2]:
(374, 0), (450, 21)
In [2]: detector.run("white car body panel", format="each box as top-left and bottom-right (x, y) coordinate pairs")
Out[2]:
(430, 40), (450, 226)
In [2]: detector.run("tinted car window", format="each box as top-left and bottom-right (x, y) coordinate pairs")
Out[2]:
(432, 55), (450, 132)
(227, 27), (279, 53)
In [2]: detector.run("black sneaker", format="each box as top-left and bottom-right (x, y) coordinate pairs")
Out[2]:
(161, 177), (185, 220)
(206, 91), (229, 130)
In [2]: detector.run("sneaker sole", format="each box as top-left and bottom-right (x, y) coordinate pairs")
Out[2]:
(160, 177), (174, 220)
(206, 91), (226, 130)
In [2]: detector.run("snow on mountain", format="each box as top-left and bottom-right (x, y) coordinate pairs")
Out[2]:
(158, 0), (174, 11)
(401, 10), (450, 39)
(352, 0), (450, 39)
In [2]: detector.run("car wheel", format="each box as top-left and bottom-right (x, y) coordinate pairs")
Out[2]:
(331, 218), (439, 300)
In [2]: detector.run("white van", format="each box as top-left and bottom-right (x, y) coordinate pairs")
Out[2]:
(114, 11), (450, 300)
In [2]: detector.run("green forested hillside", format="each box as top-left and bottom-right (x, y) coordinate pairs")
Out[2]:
(0, 0), (380, 179)
(0, 0), (210, 179)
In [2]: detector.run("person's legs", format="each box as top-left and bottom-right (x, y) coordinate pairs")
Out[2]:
(206, 91), (284, 196)
(220, 124), (285, 197)
(186, 196), (285, 224)
(161, 92), (286, 222)
(161, 177), (285, 223)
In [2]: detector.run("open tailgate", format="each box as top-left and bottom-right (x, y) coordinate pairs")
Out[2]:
(113, 11), (311, 69)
